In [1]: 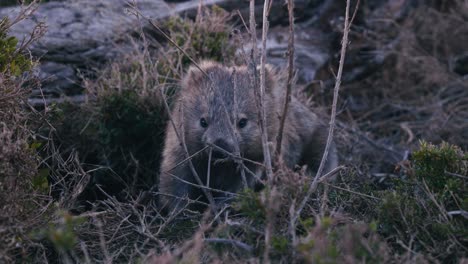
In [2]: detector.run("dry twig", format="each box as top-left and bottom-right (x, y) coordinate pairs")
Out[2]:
(293, 0), (356, 230)
(275, 0), (295, 161)
(127, 2), (208, 77)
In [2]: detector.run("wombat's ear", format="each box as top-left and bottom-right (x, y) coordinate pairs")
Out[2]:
(257, 64), (278, 95)
(182, 64), (205, 89)
(182, 61), (220, 89)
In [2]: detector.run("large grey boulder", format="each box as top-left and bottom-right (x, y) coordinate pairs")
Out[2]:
(1, 0), (171, 97)
(0, 0), (323, 102)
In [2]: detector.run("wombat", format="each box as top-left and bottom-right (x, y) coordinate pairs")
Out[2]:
(158, 61), (338, 212)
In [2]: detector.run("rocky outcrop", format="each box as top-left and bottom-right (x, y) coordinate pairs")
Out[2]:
(1, 0), (329, 102)
(1, 0), (172, 97)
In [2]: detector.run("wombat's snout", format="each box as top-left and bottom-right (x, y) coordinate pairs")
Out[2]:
(210, 138), (234, 159)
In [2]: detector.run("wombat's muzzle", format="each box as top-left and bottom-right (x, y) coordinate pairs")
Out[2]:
(209, 138), (234, 159)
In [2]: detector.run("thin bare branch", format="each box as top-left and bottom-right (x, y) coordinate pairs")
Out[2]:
(127, 3), (208, 77)
(294, 0), (355, 223)
(258, 0), (273, 182)
(204, 238), (254, 253)
(167, 146), (209, 172)
(167, 172), (240, 197)
(257, 0), (274, 262)
(445, 170), (468, 180)
(275, 0), (295, 161)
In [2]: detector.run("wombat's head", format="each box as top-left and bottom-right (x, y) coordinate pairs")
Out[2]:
(179, 61), (279, 161)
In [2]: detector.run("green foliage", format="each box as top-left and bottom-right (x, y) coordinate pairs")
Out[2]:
(412, 141), (467, 194)
(0, 9), (47, 263)
(0, 18), (32, 75)
(375, 141), (467, 263)
(32, 168), (50, 192)
(271, 235), (289, 255)
(32, 211), (84, 253)
(291, 142), (467, 263)
(233, 188), (266, 224)
(229, 185), (394, 263)
(99, 91), (163, 148)
(0, 0), (17, 7)
(164, 7), (234, 65)
(325, 168), (381, 220)
(158, 5), (236, 78)
(47, 89), (167, 202)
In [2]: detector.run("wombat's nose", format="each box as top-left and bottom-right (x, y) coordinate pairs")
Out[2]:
(211, 139), (234, 159)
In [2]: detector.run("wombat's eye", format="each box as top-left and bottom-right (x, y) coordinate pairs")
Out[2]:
(200, 118), (208, 128)
(238, 118), (248, 129)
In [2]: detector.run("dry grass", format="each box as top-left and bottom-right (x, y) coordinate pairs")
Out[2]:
(0, 3), (52, 262)
(326, 1), (468, 149)
(0, 1), (467, 263)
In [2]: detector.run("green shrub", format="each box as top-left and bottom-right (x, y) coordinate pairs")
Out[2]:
(412, 141), (467, 196)
(233, 188), (266, 224)
(0, 18), (32, 75)
(376, 141), (467, 263)
(0, 12), (49, 263)
(295, 142), (466, 263)
(163, 6), (235, 66)
(157, 5), (237, 81)
(47, 90), (167, 204)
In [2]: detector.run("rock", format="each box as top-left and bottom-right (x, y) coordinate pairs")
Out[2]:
(0, 0), (325, 99)
(31, 62), (78, 97)
(262, 26), (330, 84)
(0, 0), (171, 96)
(173, 0), (319, 26)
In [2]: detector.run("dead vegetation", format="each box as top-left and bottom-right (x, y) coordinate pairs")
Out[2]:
(316, 0), (468, 149)
(0, 0), (467, 263)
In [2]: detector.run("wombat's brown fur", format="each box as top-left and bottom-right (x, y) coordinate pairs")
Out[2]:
(158, 61), (337, 212)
